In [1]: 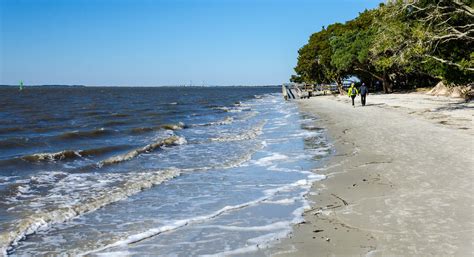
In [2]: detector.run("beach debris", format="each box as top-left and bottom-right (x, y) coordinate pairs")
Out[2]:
(325, 238), (331, 242)
(313, 229), (324, 233)
(331, 194), (348, 206)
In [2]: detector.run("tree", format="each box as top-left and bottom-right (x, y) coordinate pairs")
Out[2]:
(371, 0), (473, 86)
(293, 23), (349, 94)
(290, 75), (304, 83)
(330, 9), (388, 91)
(290, 0), (473, 93)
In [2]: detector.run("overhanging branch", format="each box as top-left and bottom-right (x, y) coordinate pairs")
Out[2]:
(425, 55), (474, 71)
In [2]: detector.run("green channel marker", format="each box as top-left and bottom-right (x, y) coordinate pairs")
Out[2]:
(19, 81), (23, 91)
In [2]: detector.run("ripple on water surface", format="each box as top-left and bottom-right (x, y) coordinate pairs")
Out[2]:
(0, 88), (331, 256)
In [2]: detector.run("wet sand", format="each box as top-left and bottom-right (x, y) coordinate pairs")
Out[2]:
(270, 94), (474, 256)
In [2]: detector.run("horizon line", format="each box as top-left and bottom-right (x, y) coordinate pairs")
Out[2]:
(0, 84), (282, 88)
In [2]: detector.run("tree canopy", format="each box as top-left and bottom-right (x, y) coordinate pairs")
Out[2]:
(292, 0), (473, 93)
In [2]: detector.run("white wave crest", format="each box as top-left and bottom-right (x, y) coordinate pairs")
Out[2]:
(0, 169), (180, 256)
(210, 121), (266, 142)
(99, 136), (186, 166)
(78, 171), (310, 256)
(253, 153), (289, 167)
(193, 116), (234, 127)
(21, 150), (82, 162)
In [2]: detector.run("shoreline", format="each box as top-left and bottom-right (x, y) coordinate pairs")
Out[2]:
(270, 94), (474, 256)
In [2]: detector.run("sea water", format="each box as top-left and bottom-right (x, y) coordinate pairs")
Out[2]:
(0, 86), (331, 256)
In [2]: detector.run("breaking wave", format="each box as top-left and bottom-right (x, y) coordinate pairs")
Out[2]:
(192, 117), (235, 127)
(80, 176), (325, 256)
(129, 122), (186, 134)
(0, 169), (181, 256)
(19, 145), (130, 163)
(130, 127), (158, 134)
(22, 150), (81, 162)
(212, 106), (251, 113)
(99, 136), (187, 166)
(160, 122), (186, 130)
(210, 121), (266, 142)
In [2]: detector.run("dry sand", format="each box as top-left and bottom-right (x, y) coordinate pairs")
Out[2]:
(270, 93), (474, 256)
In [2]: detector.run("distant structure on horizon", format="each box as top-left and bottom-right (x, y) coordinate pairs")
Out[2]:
(0, 84), (86, 88)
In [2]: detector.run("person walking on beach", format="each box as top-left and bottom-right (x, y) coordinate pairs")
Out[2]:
(347, 83), (358, 107)
(360, 82), (368, 106)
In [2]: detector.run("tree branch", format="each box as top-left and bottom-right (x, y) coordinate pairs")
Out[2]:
(425, 55), (474, 71)
(453, 0), (474, 16)
(353, 67), (384, 80)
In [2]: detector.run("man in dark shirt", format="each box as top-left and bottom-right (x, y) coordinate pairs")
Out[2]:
(360, 83), (368, 106)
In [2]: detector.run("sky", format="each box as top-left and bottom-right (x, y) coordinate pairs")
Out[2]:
(0, 0), (382, 86)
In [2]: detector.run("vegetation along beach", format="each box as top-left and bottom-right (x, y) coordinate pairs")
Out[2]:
(273, 0), (473, 256)
(0, 0), (472, 256)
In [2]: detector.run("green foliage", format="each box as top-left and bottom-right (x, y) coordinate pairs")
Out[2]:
(331, 9), (378, 77)
(294, 23), (347, 84)
(291, 0), (474, 91)
(290, 75), (303, 83)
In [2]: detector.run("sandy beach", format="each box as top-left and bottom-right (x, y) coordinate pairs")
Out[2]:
(270, 93), (474, 256)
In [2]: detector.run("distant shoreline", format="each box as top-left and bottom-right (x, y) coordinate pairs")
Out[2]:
(0, 85), (86, 88)
(0, 85), (281, 88)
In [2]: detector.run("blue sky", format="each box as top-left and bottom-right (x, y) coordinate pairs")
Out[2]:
(1, 0), (382, 86)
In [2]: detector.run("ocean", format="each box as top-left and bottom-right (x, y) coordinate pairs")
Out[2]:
(0, 86), (331, 256)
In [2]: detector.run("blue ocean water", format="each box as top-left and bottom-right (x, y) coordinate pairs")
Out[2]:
(0, 86), (331, 256)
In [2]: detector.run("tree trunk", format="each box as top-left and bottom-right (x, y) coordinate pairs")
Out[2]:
(336, 78), (345, 95)
(382, 74), (392, 93)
